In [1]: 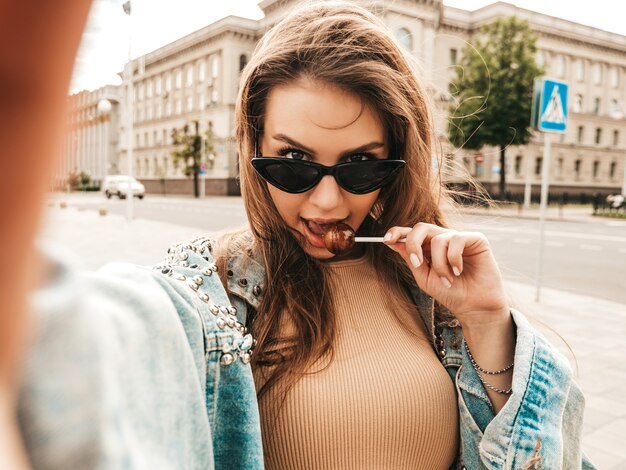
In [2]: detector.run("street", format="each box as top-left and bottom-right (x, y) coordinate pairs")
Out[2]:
(56, 192), (626, 305)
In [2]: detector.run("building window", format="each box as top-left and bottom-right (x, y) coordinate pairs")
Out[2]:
(534, 157), (542, 176)
(146, 79), (152, 98)
(557, 157), (564, 178)
(199, 93), (205, 111)
(144, 132), (149, 147)
(573, 94), (583, 113)
(595, 127), (602, 145)
(610, 67), (619, 88)
(610, 99), (621, 117)
(239, 54), (248, 72)
(144, 157), (149, 176)
(186, 66), (193, 87)
(186, 95), (193, 112)
(575, 60), (585, 81)
(514, 155), (522, 176)
(165, 101), (172, 116)
(574, 159), (581, 178)
(592, 160), (600, 179)
(175, 69), (182, 89)
(593, 97), (601, 115)
(395, 28), (412, 52)
(593, 63), (602, 85)
(137, 82), (144, 100)
(165, 73), (171, 92)
(155, 77), (162, 96)
(198, 61), (206, 82)
(211, 56), (219, 78)
(613, 130), (619, 146)
(175, 99), (181, 115)
(610, 161), (617, 179)
(577, 126), (584, 144)
(146, 106), (153, 120)
(211, 89), (218, 103)
(135, 133), (140, 148)
(556, 56), (566, 78)
(136, 158), (141, 176)
(450, 48), (458, 65)
(163, 129), (167, 145)
(156, 103), (162, 119)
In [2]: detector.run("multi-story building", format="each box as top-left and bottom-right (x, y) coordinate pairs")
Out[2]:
(59, 85), (121, 189)
(70, 0), (626, 198)
(440, 2), (626, 198)
(116, 15), (258, 195)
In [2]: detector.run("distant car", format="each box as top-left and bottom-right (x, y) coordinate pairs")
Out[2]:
(606, 194), (625, 208)
(103, 175), (145, 199)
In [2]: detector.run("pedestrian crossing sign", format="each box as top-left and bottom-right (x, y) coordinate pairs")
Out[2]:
(532, 78), (568, 133)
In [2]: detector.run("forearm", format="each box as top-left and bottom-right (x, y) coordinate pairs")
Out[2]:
(461, 310), (516, 414)
(0, 1), (92, 468)
(0, 0), (92, 387)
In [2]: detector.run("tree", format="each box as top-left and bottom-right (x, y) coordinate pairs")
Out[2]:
(171, 121), (216, 198)
(171, 122), (202, 197)
(448, 16), (544, 199)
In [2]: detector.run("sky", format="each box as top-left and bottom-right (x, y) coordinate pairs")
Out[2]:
(70, 0), (626, 93)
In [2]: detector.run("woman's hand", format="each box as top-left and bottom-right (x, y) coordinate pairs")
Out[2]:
(384, 223), (510, 327)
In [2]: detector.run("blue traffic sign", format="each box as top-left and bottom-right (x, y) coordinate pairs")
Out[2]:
(537, 78), (568, 132)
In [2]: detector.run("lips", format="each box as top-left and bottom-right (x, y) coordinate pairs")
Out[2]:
(300, 218), (343, 249)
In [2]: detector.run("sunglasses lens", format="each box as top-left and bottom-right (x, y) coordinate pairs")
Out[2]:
(256, 160), (321, 193)
(337, 160), (403, 193)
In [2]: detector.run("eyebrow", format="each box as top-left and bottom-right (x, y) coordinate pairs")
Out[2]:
(272, 133), (385, 157)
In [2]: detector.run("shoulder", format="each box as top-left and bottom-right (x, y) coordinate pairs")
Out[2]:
(210, 230), (266, 312)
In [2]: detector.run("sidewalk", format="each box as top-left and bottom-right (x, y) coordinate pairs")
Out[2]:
(457, 203), (610, 224)
(40, 205), (626, 468)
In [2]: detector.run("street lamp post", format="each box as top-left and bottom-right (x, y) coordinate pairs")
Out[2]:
(97, 98), (112, 186)
(610, 108), (626, 196)
(123, 1), (134, 221)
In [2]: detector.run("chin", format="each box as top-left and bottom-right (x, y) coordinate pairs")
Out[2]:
(303, 246), (336, 260)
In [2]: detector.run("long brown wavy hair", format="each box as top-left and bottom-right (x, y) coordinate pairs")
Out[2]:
(227, 0), (451, 401)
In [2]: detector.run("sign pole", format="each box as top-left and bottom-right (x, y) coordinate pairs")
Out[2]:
(532, 77), (568, 302)
(535, 132), (551, 302)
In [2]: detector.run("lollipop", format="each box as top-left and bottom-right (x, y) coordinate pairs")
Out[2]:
(323, 223), (356, 255)
(322, 222), (407, 255)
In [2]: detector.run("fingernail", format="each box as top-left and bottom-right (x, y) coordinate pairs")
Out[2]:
(453, 266), (461, 277)
(410, 253), (421, 268)
(383, 233), (392, 242)
(440, 276), (452, 288)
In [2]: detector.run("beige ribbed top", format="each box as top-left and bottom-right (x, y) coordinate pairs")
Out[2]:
(254, 256), (459, 469)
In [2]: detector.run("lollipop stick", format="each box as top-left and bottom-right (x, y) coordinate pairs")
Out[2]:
(354, 237), (406, 243)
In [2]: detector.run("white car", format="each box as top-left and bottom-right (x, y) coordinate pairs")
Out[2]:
(606, 194), (625, 209)
(103, 175), (145, 199)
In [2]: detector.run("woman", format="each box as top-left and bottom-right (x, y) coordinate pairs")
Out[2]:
(221, 2), (592, 468)
(15, 1), (592, 469)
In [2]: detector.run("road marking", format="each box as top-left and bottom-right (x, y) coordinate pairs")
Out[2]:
(512, 238), (531, 244)
(579, 244), (601, 251)
(480, 226), (626, 243)
(545, 240), (565, 247)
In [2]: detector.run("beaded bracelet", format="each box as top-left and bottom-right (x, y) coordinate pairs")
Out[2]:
(464, 341), (514, 395)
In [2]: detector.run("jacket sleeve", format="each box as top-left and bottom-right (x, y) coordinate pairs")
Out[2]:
(455, 309), (596, 469)
(19, 243), (263, 470)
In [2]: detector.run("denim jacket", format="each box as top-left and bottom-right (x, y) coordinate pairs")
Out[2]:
(21, 236), (594, 469)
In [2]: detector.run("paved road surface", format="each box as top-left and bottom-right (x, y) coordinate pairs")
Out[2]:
(56, 193), (626, 304)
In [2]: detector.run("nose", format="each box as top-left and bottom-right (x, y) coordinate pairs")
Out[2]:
(308, 175), (344, 212)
